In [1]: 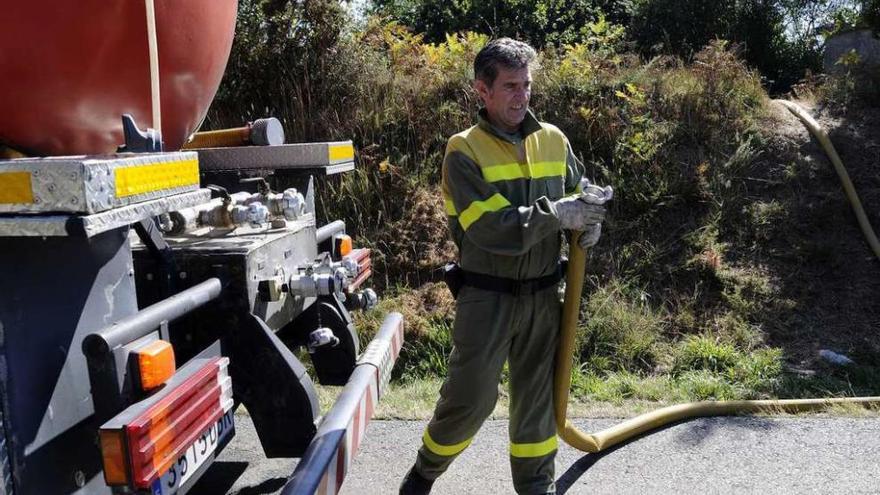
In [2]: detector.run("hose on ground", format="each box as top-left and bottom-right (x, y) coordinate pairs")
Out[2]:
(554, 101), (880, 453)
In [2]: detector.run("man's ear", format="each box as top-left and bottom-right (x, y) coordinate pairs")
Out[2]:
(473, 78), (489, 101)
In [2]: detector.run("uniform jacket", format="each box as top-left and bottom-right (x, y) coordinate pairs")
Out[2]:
(441, 109), (585, 280)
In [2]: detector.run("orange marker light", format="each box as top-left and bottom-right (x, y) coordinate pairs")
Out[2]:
(136, 340), (176, 391)
(336, 235), (353, 257)
(99, 429), (128, 486)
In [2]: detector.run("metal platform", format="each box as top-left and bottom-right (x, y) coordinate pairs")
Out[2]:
(0, 152), (200, 214)
(195, 141), (355, 175)
(0, 189), (211, 237)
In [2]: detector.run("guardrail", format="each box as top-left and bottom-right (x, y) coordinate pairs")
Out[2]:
(282, 312), (404, 495)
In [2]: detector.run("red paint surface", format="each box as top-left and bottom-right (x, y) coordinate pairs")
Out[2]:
(0, 1), (238, 156)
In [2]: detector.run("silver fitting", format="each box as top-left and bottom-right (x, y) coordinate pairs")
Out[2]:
(231, 202), (269, 228)
(342, 257), (359, 277)
(344, 288), (378, 312)
(288, 268), (348, 298)
(307, 327), (340, 353)
(280, 188), (306, 220)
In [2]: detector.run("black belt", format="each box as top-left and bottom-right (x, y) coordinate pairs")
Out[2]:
(460, 262), (566, 296)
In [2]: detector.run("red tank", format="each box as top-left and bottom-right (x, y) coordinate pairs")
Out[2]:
(0, 1), (238, 156)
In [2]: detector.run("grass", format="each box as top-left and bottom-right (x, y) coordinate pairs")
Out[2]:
(350, 283), (880, 419)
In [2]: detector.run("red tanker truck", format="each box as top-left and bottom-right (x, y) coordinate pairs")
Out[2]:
(0, 2), (402, 494)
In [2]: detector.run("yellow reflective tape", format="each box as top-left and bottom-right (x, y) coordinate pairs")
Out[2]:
(481, 161), (566, 183)
(0, 172), (34, 204)
(114, 159), (200, 198)
(510, 435), (558, 458)
(444, 197), (458, 216)
(422, 430), (472, 457)
(328, 143), (354, 162)
(530, 161), (567, 178)
(459, 193), (510, 231)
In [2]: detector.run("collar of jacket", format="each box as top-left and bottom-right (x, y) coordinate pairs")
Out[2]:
(476, 108), (543, 144)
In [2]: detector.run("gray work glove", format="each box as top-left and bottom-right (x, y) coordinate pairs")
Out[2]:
(553, 196), (606, 231)
(579, 223), (602, 249)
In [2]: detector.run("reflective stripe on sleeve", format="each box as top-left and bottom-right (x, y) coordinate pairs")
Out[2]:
(481, 161), (566, 183)
(422, 429), (473, 457)
(509, 435), (558, 458)
(444, 196), (458, 216)
(458, 193), (511, 231)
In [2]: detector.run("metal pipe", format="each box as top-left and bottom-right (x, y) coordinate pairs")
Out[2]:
(316, 220), (345, 244)
(83, 278), (222, 356)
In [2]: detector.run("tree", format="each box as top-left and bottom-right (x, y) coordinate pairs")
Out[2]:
(630, 0), (823, 91)
(370, 0), (634, 47)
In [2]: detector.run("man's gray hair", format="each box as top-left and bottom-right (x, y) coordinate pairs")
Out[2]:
(474, 38), (536, 86)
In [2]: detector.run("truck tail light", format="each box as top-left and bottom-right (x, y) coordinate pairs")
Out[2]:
(335, 234), (353, 257)
(99, 429), (128, 485)
(135, 339), (176, 390)
(99, 357), (233, 488)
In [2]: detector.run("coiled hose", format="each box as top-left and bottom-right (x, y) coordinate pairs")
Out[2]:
(554, 100), (880, 453)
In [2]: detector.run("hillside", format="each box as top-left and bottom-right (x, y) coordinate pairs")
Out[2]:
(205, 9), (880, 411)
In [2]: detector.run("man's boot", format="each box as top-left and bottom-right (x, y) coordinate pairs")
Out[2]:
(399, 466), (434, 495)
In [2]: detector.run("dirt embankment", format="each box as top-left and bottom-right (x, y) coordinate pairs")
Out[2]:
(752, 98), (880, 368)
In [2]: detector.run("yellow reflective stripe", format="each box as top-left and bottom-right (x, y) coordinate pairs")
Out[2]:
(481, 161), (566, 183)
(510, 436), (558, 458)
(328, 142), (354, 162)
(529, 161), (567, 179)
(422, 430), (472, 457)
(0, 172), (34, 204)
(444, 197), (458, 216)
(114, 158), (200, 197)
(459, 193), (510, 231)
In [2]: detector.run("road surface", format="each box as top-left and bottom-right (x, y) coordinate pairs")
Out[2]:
(191, 412), (880, 494)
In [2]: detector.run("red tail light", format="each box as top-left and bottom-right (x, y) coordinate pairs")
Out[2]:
(100, 357), (233, 488)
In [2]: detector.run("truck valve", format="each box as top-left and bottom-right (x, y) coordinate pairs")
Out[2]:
(307, 328), (340, 353)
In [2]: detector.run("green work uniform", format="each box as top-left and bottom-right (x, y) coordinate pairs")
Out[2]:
(414, 110), (583, 494)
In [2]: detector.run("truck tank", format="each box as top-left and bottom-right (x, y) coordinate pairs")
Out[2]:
(0, 0), (238, 156)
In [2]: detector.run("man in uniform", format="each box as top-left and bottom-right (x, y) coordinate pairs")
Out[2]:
(399, 38), (606, 495)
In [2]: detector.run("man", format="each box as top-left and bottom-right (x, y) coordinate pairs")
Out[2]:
(400, 38), (605, 495)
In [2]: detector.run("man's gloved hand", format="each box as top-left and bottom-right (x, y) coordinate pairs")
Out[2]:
(579, 223), (602, 249)
(553, 196), (606, 231)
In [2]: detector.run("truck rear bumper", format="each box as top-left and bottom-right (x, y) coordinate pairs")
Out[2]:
(282, 312), (404, 495)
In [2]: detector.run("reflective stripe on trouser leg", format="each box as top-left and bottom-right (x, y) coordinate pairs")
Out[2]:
(508, 288), (561, 495)
(415, 287), (512, 480)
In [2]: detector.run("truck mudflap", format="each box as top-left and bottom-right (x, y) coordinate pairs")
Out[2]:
(282, 312), (404, 495)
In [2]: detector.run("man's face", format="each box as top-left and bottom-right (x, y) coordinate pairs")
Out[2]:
(475, 65), (532, 133)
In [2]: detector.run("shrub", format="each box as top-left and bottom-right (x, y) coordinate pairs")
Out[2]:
(578, 282), (666, 373)
(673, 335), (740, 374)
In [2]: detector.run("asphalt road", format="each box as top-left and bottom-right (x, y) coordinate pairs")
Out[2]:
(191, 412), (880, 494)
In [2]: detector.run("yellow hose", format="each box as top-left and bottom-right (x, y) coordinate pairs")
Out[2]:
(554, 101), (880, 453)
(774, 99), (880, 261)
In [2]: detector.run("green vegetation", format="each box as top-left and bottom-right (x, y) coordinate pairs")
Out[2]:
(211, 1), (880, 416)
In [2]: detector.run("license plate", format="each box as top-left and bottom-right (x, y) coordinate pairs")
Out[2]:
(153, 411), (235, 494)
